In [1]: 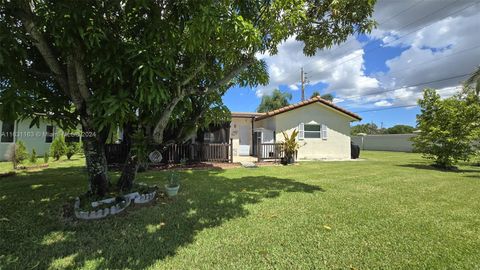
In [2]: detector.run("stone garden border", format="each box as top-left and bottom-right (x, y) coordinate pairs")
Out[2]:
(74, 187), (157, 220)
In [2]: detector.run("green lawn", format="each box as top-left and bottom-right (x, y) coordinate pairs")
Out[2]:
(1, 151), (480, 269)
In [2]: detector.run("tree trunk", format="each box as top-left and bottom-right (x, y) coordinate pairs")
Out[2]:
(82, 130), (110, 197)
(117, 123), (141, 191)
(117, 148), (140, 191)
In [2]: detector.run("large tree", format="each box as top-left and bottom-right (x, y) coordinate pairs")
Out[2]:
(1, 0), (376, 196)
(257, 89), (292, 113)
(412, 88), (480, 169)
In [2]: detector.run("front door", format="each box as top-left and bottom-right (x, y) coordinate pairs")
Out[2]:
(238, 125), (250, 156)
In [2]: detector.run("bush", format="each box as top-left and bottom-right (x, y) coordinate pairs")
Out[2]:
(29, 149), (37, 163)
(43, 153), (49, 163)
(50, 135), (67, 160)
(65, 142), (79, 160)
(15, 140), (28, 164)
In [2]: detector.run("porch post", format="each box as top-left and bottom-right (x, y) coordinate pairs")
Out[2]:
(229, 139), (233, 163)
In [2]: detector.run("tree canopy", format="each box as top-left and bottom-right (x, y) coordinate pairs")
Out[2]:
(351, 123), (415, 135)
(0, 0), (377, 195)
(257, 89), (292, 112)
(310, 91), (333, 101)
(386, 125), (415, 134)
(351, 123), (381, 135)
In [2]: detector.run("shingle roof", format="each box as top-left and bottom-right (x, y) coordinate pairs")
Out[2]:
(254, 96), (361, 121)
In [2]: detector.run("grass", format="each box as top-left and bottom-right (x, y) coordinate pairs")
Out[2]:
(1, 151), (480, 269)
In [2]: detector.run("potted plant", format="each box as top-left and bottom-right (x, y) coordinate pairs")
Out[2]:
(282, 129), (300, 164)
(165, 172), (180, 197)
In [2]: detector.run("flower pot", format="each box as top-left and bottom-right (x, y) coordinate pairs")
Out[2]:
(165, 184), (180, 197)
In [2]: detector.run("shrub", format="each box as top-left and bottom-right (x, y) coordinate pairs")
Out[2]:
(15, 140), (28, 164)
(29, 149), (37, 163)
(43, 153), (49, 163)
(50, 135), (67, 160)
(65, 142), (79, 160)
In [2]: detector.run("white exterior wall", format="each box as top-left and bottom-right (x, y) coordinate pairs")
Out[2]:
(0, 120), (56, 161)
(351, 134), (416, 152)
(264, 103), (354, 160)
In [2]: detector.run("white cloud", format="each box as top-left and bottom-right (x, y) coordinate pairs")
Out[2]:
(374, 100), (393, 107)
(255, 36), (379, 97)
(254, 0), (480, 109)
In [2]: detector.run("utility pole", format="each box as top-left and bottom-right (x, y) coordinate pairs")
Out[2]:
(301, 67), (306, 101)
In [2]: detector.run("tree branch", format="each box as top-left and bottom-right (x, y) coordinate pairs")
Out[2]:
(152, 91), (185, 144)
(181, 63), (206, 87)
(18, 5), (69, 96)
(201, 55), (255, 94)
(73, 54), (92, 101)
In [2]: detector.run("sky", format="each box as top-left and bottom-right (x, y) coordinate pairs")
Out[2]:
(222, 0), (480, 128)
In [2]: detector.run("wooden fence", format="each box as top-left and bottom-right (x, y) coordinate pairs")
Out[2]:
(105, 140), (233, 164)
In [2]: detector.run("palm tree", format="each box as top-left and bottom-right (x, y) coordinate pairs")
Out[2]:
(465, 66), (480, 96)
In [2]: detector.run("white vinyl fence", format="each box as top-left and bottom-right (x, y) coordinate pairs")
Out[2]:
(351, 134), (417, 152)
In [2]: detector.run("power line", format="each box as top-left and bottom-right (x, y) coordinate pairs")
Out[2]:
(352, 85), (463, 113)
(354, 104), (418, 113)
(342, 73), (470, 100)
(305, 1), (478, 78)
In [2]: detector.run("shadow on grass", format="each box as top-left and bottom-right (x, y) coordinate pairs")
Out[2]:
(0, 166), (323, 269)
(397, 163), (480, 174)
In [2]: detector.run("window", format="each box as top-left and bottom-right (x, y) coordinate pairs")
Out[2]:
(304, 124), (321, 138)
(203, 132), (214, 142)
(1, 121), (15, 143)
(45, 125), (55, 143)
(298, 123), (328, 140)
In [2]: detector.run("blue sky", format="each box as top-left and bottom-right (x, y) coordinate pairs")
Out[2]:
(223, 1), (480, 128)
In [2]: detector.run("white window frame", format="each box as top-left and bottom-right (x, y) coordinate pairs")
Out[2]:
(303, 123), (321, 139)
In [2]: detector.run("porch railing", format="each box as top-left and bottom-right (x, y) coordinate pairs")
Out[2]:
(105, 139), (233, 164)
(257, 143), (285, 162)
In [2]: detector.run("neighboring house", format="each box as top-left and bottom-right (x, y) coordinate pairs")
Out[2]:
(0, 119), (58, 161)
(201, 96), (361, 161)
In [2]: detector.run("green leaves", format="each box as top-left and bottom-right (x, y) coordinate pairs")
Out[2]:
(413, 88), (480, 168)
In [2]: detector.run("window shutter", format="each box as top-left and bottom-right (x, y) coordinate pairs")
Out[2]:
(298, 123), (304, 140)
(321, 124), (328, 140)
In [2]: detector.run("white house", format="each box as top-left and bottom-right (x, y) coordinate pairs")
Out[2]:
(230, 96), (361, 161)
(203, 96), (362, 161)
(0, 119), (58, 161)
